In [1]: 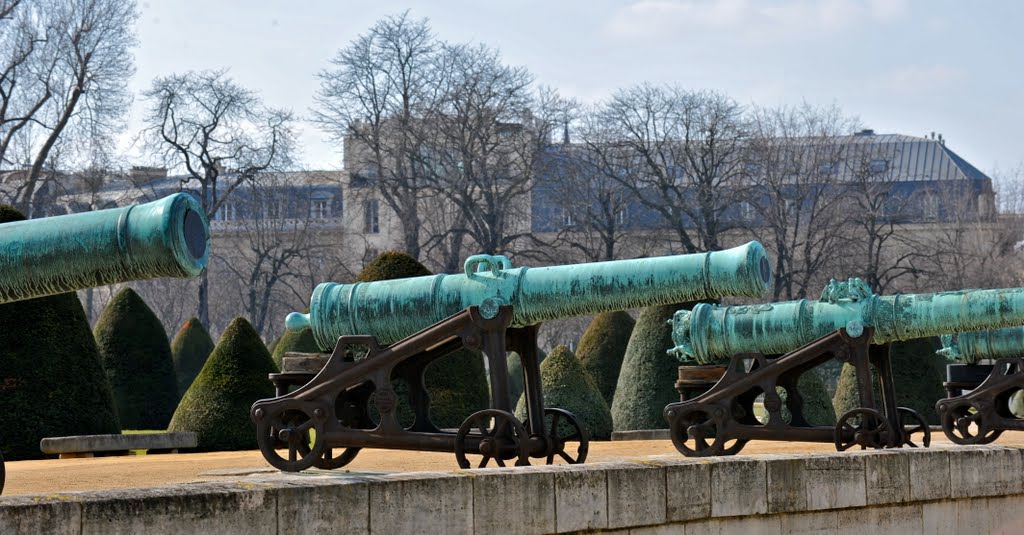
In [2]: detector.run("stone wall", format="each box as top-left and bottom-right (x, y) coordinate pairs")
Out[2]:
(1, 446), (1022, 534)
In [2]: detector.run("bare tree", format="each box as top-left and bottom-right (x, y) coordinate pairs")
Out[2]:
(842, 141), (922, 293)
(583, 85), (749, 254)
(745, 103), (857, 300)
(313, 11), (440, 260)
(141, 69), (296, 327)
(0, 0), (136, 215)
(420, 44), (554, 257)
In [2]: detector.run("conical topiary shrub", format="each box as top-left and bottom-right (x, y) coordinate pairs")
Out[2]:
(170, 317), (215, 398)
(763, 370), (836, 426)
(515, 345), (613, 439)
(506, 349), (547, 406)
(0, 206), (120, 460)
(832, 337), (946, 425)
(271, 326), (320, 369)
(611, 303), (689, 431)
(168, 317), (277, 450)
(94, 288), (179, 430)
(356, 251), (490, 429)
(577, 311), (635, 406)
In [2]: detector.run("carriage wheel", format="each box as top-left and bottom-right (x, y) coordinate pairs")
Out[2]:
(541, 408), (589, 464)
(896, 407), (930, 448)
(254, 404), (326, 472)
(834, 407), (889, 451)
(939, 400), (1000, 445)
(455, 409), (530, 469)
(667, 405), (746, 457)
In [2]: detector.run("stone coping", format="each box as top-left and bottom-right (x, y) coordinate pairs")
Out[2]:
(2, 445), (1023, 534)
(39, 432), (198, 454)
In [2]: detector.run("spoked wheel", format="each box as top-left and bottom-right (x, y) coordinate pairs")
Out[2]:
(834, 407), (889, 451)
(541, 408), (589, 465)
(939, 401), (1001, 445)
(667, 405), (747, 457)
(896, 407), (930, 448)
(254, 404), (326, 472)
(315, 387), (373, 470)
(455, 409), (530, 469)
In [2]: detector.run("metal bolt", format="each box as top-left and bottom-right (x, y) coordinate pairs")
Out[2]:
(314, 408), (324, 418)
(254, 408), (263, 420)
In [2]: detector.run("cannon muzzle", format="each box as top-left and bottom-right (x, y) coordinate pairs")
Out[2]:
(939, 327), (1024, 364)
(671, 278), (1024, 365)
(0, 193), (209, 304)
(287, 241), (772, 350)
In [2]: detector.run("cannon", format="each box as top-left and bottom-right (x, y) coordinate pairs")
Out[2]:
(663, 278), (1024, 456)
(285, 241), (772, 350)
(933, 327), (1024, 445)
(252, 243), (773, 471)
(0, 193), (209, 304)
(0, 193), (209, 494)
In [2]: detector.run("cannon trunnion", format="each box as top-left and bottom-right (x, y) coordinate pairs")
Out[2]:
(251, 306), (589, 471)
(664, 327), (930, 457)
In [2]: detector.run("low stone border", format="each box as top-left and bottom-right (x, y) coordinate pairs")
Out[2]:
(2, 445), (1023, 533)
(610, 429), (670, 441)
(39, 432), (198, 458)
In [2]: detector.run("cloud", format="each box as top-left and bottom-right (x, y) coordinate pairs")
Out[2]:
(873, 64), (966, 95)
(607, 0), (909, 41)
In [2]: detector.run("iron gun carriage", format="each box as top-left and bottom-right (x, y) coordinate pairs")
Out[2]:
(251, 243), (773, 471)
(663, 279), (1024, 457)
(933, 328), (1024, 445)
(0, 193), (209, 494)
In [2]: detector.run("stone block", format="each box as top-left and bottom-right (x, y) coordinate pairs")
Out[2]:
(837, 503), (922, 532)
(765, 455), (806, 513)
(553, 464), (607, 533)
(986, 494), (1024, 534)
(274, 477), (371, 534)
(605, 462), (666, 529)
(779, 510), (837, 535)
(864, 450), (910, 505)
(40, 432), (198, 455)
(629, 523), (686, 535)
(921, 500), (956, 535)
(803, 454), (865, 510)
(666, 460), (711, 521)
(949, 446), (1024, 498)
(908, 449), (951, 502)
(78, 483), (277, 535)
(710, 457), (767, 517)
(370, 471), (471, 534)
(0, 496), (81, 535)
(471, 467), (555, 535)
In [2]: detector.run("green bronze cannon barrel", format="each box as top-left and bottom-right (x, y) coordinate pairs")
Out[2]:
(286, 241), (772, 350)
(939, 327), (1024, 364)
(670, 278), (1024, 365)
(0, 193), (209, 304)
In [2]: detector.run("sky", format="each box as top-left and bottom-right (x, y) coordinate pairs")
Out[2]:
(128, 0), (1024, 177)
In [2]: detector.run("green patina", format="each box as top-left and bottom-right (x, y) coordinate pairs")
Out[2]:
(940, 327), (1024, 364)
(0, 193), (209, 304)
(286, 241), (772, 350)
(671, 277), (1024, 365)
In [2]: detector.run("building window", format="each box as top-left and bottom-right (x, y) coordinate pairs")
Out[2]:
(819, 162), (835, 174)
(266, 200), (282, 220)
(561, 209), (574, 228)
(216, 202), (236, 221)
(616, 206), (628, 226)
(311, 199), (330, 219)
(869, 159), (888, 174)
(739, 201), (755, 220)
(920, 192), (939, 220)
(364, 199), (380, 234)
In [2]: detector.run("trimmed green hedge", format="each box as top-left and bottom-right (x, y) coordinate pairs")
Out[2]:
(355, 250), (431, 282)
(0, 205), (120, 460)
(773, 371), (836, 426)
(611, 303), (689, 431)
(506, 350), (547, 407)
(516, 345), (613, 439)
(168, 317), (277, 451)
(577, 311), (635, 406)
(94, 288), (179, 430)
(170, 317), (215, 398)
(832, 337), (946, 425)
(270, 327), (319, 369)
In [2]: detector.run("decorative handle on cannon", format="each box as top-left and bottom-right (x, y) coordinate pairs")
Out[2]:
(0, 193), (209, 305)
(671, 278), (1024, 365)
(286, 241), (773, 351)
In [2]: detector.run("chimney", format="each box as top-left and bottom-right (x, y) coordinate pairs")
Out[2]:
(938, 133), (944, 145)
(563, 122), (570, 145)
(930, 131), (935, 139)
